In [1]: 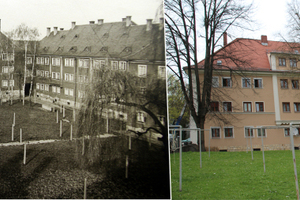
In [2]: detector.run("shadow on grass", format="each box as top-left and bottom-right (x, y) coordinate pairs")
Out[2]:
(0, 148), (53, 198)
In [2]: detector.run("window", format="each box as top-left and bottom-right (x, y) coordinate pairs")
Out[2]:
(40, 70), (44, 77)
(9, 80), (14, 87)
(79, 59), (89, 68)
(64, 73), (74, 82)
(64, 88), (74, 96)
(280, 79), (288, 89)
(283, 102), (290, 112)
(295, 102), (300, 112)
(119, 61), (127, 70)
(2, 80), (8, 87)
(36, 57), (44, 65)
(211, 128), (220, 138)
(243, 102), (252, 112)
(284, 128), (290, 137)
(158, 66), (166, 78)
(69, 89), (74, 96)
(45, 71), (49, 78)
(2, 66), (14, 73)
(223, 102), (232, 112)
(292, 80), (299, 89)
(40, 84), (44, 90)
(255, 102), (264, 112)
(222, 77), (231, 87)
(79, 75), (88, 83)
(210, 101), (219, 112)
(64, 88), (69, 95)
(257, 128), (266, 137)
(52, 57), (61, 66)
(137, 112), (145, 122)
(52, 72), (60, 80)
(94, 60), (105, 69)
(45, 58), (50, 65)
(2, 53), (13, 61)
(36, 83), (39, 90)
(242, 78), (251, 88)
(26, 57), (32, 64)
(78, 91), (85, 99)
(224, 128), (233, 138)
(290, 59), (297, 68)
(52, 86), (56, 93)
(212, 77), (219, 87)
(279, 58), (286, 66)
(138, 65), (147, 77)
(57, 87), (61, 94)
(245, 127), (254, 138)
(111, 61), (118, 70)
(65, 58), (74, 67)
(254, 78), (263, 88)
(44, 84), (49, 91)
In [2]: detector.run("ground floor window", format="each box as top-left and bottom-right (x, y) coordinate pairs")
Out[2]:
(245, 127), (254, 138)
(224, 127), (233, 138)
(211, 128), (220, 138)
(257, 128), (266, 137)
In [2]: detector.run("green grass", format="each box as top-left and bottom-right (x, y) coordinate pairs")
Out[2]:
(171, 150), (300, 199)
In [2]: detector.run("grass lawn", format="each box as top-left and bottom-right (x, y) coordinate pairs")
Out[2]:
(171, 150), (300, 199)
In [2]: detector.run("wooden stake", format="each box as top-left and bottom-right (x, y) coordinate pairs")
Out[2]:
(20, 128), (22, 143)
(63, 106), (65, 118)
(60, 120), (62, 137)
(23, 143), (26, 165)
(11, 124), (14, 141)
(83, 178), (87, 199)
(129, 135), (131, 150)
(56, 110), (59, 123)
(70, 124), (73, 141)
(82, 137), (85, 155)
(125, 155), (129, 178)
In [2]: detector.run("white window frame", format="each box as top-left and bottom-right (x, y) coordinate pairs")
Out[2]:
(138, 65), (147, 77)
(52, 57), (61, 66)
(69, 88), (74, 96)
(64, 88), (69, 96)
(45, 57), (50, 65)
(212, 76), (219, 87)
(52, 86), (56, 93)
(36, 83), (40, 90)
(65, 58), (74, 67)
(57, 87), (61, 94)
(137, 112), (145, 123)
(158, 66), (166, 79)
(94, 59), (105, 69)
(211, 127), (221, 138)
(111, 61), (118, 70)
(254, 78), (263, 89)
(257, 127), (267, 137)
(242, 77), (251, 88)
(26, 57), (32, 64)
(243, 101), (252, 112)
(255, 102), (265, 112)
(224, 127), (234, 138)
(222, 77), (232, 88)
(244, 126), (254, 138)
(40, 84), (44, 90)
(79, 59), (89, 68)
(223, 101), (233, 112)
(45, 71), (49, 78)
(36, 57), (44, 65)
(119, 61), (127, 70)
(44, 84), (49, 91)
(2, 80), (8, 87)
(284, 128), (290, 137)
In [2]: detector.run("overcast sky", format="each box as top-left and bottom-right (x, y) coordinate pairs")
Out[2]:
(0, 0), (163, 39)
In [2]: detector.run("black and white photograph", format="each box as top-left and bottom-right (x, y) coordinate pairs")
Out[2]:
(0, 0), (170, 199)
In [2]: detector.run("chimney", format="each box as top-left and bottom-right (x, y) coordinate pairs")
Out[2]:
(89, 21), (95, 24)
(146, 19), (153, 31)
(46, 27), (51, 37)
(60, 28), (64, 31)
(98, 19), (104, 25)
(261, 35), (268, 46)
(54, 27), (58, 35)
(223, 32), (227, 46)
(71, 21), (76, 29)
(126, 16), (131, 27)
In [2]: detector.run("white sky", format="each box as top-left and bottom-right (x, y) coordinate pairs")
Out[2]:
(0, 0), (162, 39)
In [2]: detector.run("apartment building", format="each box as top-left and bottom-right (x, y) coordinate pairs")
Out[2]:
(190, 35), (300, 151)
(27, 16), (166, 132)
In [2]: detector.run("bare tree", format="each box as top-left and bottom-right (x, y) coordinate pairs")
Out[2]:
(165, 0), (252, 150)
(8, 23), (39, 105)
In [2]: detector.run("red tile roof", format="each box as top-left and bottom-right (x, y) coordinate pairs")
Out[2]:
(197, 37), (300, 71)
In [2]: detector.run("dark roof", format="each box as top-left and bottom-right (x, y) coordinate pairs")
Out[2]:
(38, 21), (165, 62)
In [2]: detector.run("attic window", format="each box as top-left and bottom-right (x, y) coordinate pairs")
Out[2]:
(217, 60), (222, 65)
(69, 46), (77, 52)
(74, 34), (79, 39)
(60, 35), (66, 39)
(103, 32), (109, 38)
(84, 46), (91, 52)
(100, 46), (108, 52)
(57, 47), (64, 52)
(43, 47), (49, 52)
(124, 47), (132, 53)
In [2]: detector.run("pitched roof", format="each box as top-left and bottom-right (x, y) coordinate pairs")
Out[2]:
(197, 36), (300, 71)
(38, 21), (165, 62)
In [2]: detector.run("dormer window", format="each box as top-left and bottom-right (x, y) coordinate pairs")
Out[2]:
(69, 46), (77, 52)
(100, 46), (108, 52)
(103, 32), (109, 38)
(43, 47), (49, 52)
(57, 47), (63, 52)
(74, 34), (79, 38)
(84, 46), (91, 52)
(60, 35), (65, 39)
(123, 47), (132, 53)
